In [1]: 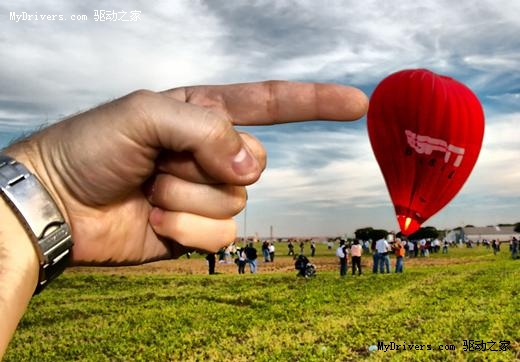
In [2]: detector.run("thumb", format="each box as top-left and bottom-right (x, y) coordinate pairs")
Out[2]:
(132, 90), (261, 185)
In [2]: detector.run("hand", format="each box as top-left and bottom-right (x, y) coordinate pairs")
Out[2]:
(5, 81), (368, 266)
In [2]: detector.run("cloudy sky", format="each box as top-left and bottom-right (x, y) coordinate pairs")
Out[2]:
(1, 0), (519, 238)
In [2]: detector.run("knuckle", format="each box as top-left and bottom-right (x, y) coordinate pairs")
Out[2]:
(226, 186), (247, 215)
(262, 80), (283, 123)
(153, 174), (178, 205)
(201, 110), (235, 145)
(121, 89), (157, 119)
(124, 89), (156, 106)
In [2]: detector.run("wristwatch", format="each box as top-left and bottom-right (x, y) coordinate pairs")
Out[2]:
(0, 155), (73, 294)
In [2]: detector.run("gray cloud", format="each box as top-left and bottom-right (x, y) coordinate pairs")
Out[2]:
(202, 0), (520, 91)
(204, 1), (349, 57)
(0, 0), (232, 128)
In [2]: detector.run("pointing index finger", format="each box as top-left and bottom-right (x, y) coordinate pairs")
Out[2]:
(162, 80), (368, 125)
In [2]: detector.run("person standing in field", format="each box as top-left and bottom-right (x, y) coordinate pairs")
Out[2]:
(363, 240), (370, 254)
(419, 239), (427, 257)
(393, 238), (405, 273)
(206, 253), (216, 275)
(371, 239), (379, 273)
(268, 242), (276, 262)
(442, 240), (449, 254)
(492, 239), (500, 255)
(511, 237), (519, 260)
(262, 240), (271, 262)
(310, 240), (316, 257)
(433, 238), (441, 253)
(350, 239), (362, 276)
(288, 240), (295, 256)
(375, 237), (391, 273)
(407, 240), (414, 257)
(244, 243), (258, 273)
(336, 240), (348, 277)
(235, 248), (247, 274)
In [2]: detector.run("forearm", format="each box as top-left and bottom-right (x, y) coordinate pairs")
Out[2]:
(0, 196), (39, 358)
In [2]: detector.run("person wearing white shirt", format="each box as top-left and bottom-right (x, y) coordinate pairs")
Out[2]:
(335, 240), (348, 277)
(375, 238), (390, 273)
(350, 240), (363, 275)
(268, 243), (276, 262)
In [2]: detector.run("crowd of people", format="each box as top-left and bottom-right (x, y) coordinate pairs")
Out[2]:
(335, 237), (405, 276)
(202, 241), (275, 274)
(203, 235), (520, 276)
(465, 237), (519, 259)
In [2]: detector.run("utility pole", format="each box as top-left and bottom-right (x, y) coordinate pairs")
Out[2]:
(243, 191), (248, 247)
(243, 204), (247, 247)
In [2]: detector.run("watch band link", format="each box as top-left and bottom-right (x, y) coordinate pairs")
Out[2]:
(0, 155), (73, 294)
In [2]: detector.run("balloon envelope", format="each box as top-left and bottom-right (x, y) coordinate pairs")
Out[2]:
(367, 69), (484, 235)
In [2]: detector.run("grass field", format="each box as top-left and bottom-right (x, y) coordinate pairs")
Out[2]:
(4, 245), (519, 361)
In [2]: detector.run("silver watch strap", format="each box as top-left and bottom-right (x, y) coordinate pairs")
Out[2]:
(0, 155), (73, 294)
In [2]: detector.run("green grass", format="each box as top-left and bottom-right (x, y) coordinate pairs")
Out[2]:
(4, 248), (520, 361)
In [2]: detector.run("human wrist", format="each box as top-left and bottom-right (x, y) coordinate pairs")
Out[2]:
(0, 197), (39, 357)
(0, 146), (74, 293)
(0, 196), (39, 288)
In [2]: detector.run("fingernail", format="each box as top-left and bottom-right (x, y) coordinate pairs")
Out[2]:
(232, 147), (258, 176)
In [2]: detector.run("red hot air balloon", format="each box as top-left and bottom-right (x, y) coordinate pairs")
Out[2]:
(367, 69), (485, 236)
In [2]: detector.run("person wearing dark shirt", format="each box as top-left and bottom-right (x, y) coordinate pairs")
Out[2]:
(206, 253), (216, 274)
(244, 243), (258, 273)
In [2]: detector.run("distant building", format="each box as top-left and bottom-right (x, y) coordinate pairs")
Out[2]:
(446, 226), (519, 243)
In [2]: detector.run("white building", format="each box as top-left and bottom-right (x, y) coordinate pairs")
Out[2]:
(447, 226), (519, 243)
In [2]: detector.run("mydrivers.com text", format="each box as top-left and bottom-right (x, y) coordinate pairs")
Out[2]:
(9, 10), (141, 22)
(378, 340), (511, 353)
(10, 12), (81, 21)
(378, 342), (455, 352)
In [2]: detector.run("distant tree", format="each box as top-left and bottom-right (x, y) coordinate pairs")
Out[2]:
(397, 228), (447, 240)
(437, 229), (447, 238)
(371, 229), (389, 241)
(515, 223), (520, 233)
(354, 227), (388, 241)
(465, 224), (475, 228)
(408, 226), (439, 240)
(354, 227), (374, 241)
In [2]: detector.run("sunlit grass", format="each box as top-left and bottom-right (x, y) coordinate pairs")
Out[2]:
(5, 247), (519, 361)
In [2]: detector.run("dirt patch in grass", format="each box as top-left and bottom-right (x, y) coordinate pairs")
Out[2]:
(67, 252), (491, 276)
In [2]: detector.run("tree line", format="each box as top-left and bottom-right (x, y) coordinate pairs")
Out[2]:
(354, 222), (520, 242)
